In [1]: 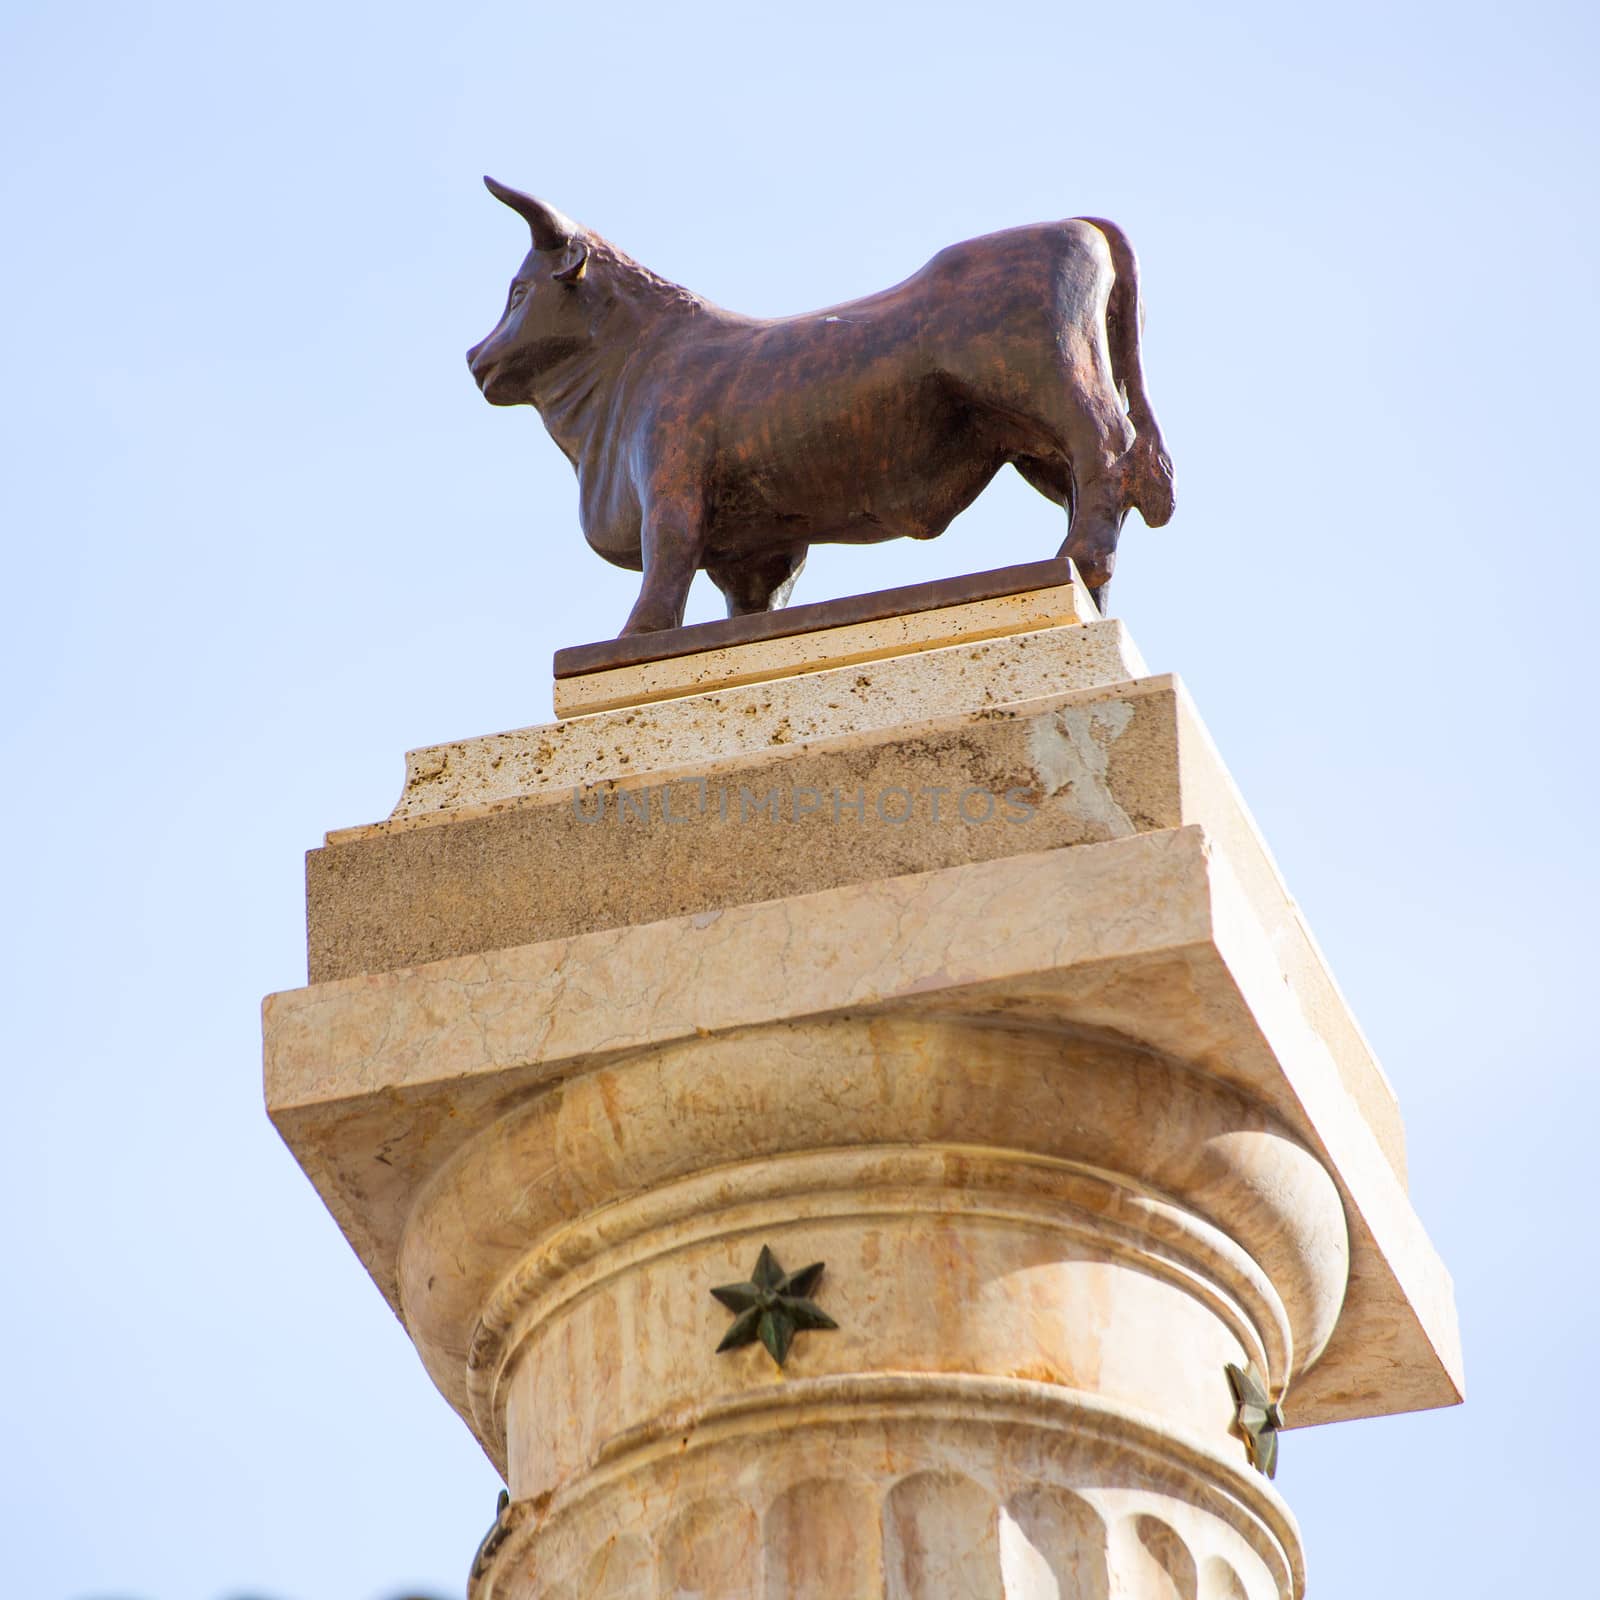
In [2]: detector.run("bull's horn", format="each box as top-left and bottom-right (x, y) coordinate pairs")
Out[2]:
(482, 176), (579, 253)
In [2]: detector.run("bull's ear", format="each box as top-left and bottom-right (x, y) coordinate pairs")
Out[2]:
(553, 241), (589, 284)
(483, 175), (579, 254)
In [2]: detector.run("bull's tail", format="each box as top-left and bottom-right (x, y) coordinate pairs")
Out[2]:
(1076, 216), (1176, 528)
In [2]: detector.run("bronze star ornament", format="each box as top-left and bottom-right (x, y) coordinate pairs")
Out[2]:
(469, 1487), (512, 1585)
(712, 1245), (838, 1367)
(1226, 1360), (1287, 1479)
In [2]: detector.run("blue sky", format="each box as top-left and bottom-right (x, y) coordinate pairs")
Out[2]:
(2, 1), (1595, 1595)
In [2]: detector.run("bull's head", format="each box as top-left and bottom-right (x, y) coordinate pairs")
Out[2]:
(466, 177), (593, 406)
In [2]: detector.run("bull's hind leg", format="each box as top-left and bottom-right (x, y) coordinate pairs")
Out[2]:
(1060, 474), (1131, 615)
(708, 545), (809, 618)
(1016, 451), (1113, 609)
(1013, 454), (1071, 511)
(1034, 221), (1165, 616)
(1044, 330), (1144, 615)
(1015, 449), (1124, 611)
(1030, 378), (1134, 614)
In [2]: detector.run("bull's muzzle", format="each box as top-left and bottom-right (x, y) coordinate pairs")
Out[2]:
(466, 340), (509, 401)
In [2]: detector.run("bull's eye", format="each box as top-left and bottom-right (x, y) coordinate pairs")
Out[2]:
(508, 285), (528, 308)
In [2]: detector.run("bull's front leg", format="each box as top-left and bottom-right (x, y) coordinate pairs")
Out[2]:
(620, 481), (707, 636)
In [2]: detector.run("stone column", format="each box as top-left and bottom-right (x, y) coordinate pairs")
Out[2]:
(265, 567), (1461, 1598)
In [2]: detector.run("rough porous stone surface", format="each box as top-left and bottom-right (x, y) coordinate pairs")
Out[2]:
(308, 676), (1181, 983)
(378, 617), (1147, 824)
(553, 577), (1099, 716)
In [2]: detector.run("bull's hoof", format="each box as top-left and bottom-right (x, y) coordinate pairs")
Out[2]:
(618, 614), (681, 638)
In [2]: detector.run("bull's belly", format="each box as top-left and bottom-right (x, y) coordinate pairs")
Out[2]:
(710, 459), (1003, 556)
(705, 407), (1019, 557)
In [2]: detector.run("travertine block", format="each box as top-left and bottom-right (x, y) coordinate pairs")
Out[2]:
(310, 675), (1179, 982)
(382, 616), (1147, 823)
(552, 577), (1099, 716)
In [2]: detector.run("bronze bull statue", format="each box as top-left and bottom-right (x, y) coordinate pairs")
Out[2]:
(467, 178), (1174, 635)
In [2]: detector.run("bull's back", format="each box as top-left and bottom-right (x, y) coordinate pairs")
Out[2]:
(917, 220), (1114, 385)
(676, 223), (1107, 545)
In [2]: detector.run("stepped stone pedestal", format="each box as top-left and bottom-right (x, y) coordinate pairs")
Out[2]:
(264, 563), (1462, 1598)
